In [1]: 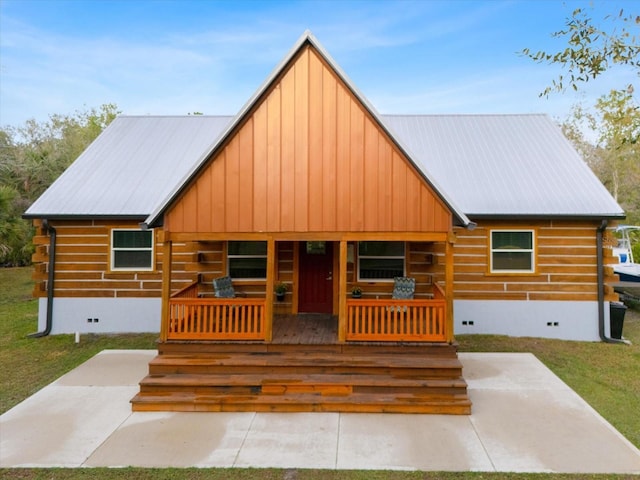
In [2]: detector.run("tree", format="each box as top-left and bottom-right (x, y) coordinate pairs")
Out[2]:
(562, 91), (640, 224)
(522, 7), (640, 97)
(0, 185), (32, 266)
(591, 90), (640, 222)
(0, 104), (119, 266)
(524, 6), (640, 223)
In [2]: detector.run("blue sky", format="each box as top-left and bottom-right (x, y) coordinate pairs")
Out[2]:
(0, 0), (637, 130)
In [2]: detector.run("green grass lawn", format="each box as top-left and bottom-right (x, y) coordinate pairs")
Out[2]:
(1, 266), (639, 480)
(0, 268), (158, 414)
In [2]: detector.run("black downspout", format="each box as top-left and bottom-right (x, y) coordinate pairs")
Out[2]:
(597, 220), (626, 344)
(29, 219), (56, 338)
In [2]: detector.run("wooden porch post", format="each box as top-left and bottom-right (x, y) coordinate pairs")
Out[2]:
(264, 237), (276, 342)
(159, 234), (172, 342)
(445, 232), (455, 343)
(338, 240), (348, 342)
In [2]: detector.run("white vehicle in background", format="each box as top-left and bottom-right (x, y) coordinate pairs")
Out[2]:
(612, 225), (640, 283)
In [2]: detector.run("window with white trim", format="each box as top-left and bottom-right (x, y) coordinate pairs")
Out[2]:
(358, 241), (405, 280)
(490, 230), (535, 273)
(111, 229), (154, 271)
(228, 241), (267, 279)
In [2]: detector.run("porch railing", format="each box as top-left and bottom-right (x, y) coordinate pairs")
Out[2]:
(346, 285), (447, 342)
(166, 281), (445, 342)
(168, 284), (266, 340)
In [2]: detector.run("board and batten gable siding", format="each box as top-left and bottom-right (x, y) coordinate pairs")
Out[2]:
(165, 45), (451, 235)
(452, 220), (619, 302)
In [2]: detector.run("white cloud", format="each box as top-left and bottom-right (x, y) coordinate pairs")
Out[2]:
(1, 0), (637, 131)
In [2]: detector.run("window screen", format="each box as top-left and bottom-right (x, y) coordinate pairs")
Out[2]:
(228, 241), (267, 279)
(490, 230), (535, 272)
(358, 241), (405, 280)
(111, 230), (154, 270)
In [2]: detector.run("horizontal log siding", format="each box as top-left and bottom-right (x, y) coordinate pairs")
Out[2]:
(274, 242), (294, 313)
(346, 241), (443, 300)
(194, 241), (291, 302)
(34, 220), (614, 305)
(165, 45), (451, 234)
(31, 220), (191, 299)
(452, 221), (619, 302)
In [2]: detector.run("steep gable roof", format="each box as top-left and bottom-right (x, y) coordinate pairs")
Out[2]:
(25, 32), (624, 223)
(144, 30), (471, 229)
(160, 34), (459, 234)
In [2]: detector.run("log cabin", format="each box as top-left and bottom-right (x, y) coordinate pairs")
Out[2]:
(24, 32), (624, 413)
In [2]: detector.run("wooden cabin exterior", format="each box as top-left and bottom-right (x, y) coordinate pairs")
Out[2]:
(29, 218), (620, 337)
(25, 32), (625, 413)
(135, 41), (468, 413)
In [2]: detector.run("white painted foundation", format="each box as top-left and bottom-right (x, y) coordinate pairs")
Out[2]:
(38, 297), (612, 341)
(37, 297), (161, 335)
(454, 299), (608, 341)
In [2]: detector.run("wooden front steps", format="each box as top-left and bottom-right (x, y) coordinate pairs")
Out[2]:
(131, 342), (471, 414)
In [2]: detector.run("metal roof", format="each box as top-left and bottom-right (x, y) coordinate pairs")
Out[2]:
(25, 113), (625, 221)
(24, 115), (233, 218)
(382, 113), (624, 218)
(25, 33), (623, 222)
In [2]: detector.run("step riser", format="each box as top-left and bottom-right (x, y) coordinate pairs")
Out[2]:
(132, 401), (472, 415)
(139, 384), (467, 397)
(149, 365), (463, 378)
(159, 343), (459, 357)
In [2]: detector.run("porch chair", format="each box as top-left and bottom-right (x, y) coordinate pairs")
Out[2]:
(392, 277), (416, 300)
(213, 276), (237, 298)
(389, 276), (416, 313)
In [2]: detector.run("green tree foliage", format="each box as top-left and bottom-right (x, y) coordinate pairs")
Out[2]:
(524, 6), (640, 223)
(591, 90), (640, 224)
(0, 104), (119, 266)
(562, 91), (640, 224)
(522, 7), (640, 97)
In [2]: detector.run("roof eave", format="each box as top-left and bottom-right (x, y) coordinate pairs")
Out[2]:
(23, 213), (149, 221)
(466, 213), (627, 222)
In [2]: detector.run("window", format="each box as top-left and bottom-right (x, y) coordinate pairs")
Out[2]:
(358, 241), (405, 280)
(490, 230), (535, 273)
(111, 229), (154, 271)
(228, 241), (267, 279)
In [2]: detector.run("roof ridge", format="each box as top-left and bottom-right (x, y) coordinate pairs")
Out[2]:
(380, 113), (548, 118)
(117, 114), (234, 119)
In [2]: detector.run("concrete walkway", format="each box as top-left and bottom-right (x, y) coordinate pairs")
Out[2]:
(1, 350), (639, 473)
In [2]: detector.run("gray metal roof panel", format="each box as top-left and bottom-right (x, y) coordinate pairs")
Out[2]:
(381, 114), (624, 218)
(24, 115), (233, 218)
(26, 113), (624, 221)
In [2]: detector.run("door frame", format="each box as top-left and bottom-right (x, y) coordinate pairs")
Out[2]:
(294, 241), (339, 315)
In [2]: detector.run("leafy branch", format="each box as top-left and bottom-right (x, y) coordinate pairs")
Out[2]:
(522, 8), (640, 97)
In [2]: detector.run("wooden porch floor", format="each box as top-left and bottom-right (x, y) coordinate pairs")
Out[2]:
(272, 314), (338, 344)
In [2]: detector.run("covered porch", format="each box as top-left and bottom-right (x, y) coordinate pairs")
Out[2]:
(132, 233), (469, 414)
(158, 233), (456, 345)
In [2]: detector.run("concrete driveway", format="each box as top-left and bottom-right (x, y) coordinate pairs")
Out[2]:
(1, 350), (639, 473)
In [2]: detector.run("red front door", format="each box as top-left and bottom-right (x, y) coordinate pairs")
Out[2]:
(298, 242), (334, 313)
